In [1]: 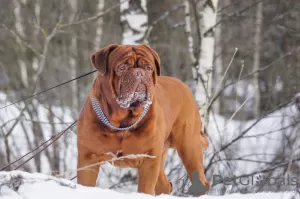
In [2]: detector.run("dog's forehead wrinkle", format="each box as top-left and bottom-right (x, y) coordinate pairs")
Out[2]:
(115, 54), (136, 66)
(110, 47), (134, 64)
(134, 47), (153, 57)
(112, 46), (153, 67)
(137, 58), (152, 66)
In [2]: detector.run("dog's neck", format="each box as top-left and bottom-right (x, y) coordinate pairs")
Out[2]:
(91, 78), (146, 129)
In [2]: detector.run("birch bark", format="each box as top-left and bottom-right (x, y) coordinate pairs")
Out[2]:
(13, 0), (28, 87)
(253, 0), (263, 119)
(68, 0), (79, 109)
(197, 0), (219, 121)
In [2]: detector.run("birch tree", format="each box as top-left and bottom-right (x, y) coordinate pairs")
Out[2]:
(185, 0), (218, 125)
(32, 0), (41, 78)
(94, 0), (105, 50)
(253, 0), (263, 119)
(212, 0), (226, 115)
(100, 0), (122, 47)
(68, 0), (79, 109)
(147, 0), (191, 81)
(121, 0), (148, 45)
(198, 0), (218, 121)
(91, 0), (105, 81)
(13, 0), (29, 88)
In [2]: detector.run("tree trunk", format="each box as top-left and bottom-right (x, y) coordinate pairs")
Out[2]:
(147, 0), (192, 81)
(121, 0), (147, 44)
(184, 0), (197, 81)
(32, 0), (40, 76)
(93, 0), (105, 80)
(213, 0), (224, 115)
(100, 0), (122, 47)
(13, 0), (29, 88)
(196, 0), (219, 123)
(68, 0), (79, 110)
(94, 0), (105, 50)
(253, 0), (263, 119)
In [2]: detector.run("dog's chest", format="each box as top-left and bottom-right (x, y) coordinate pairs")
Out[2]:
(91, 130), (155, 167)
(109, 131), (151, 154)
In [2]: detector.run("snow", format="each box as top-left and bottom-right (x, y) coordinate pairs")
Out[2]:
(116, 92), (152, 108)
(1, 91), (300, 195)
(0, 171), (298, 199)
(0, 92), (76, 176)
(121, 0), (147, 45)
(206, 103), (300, 175)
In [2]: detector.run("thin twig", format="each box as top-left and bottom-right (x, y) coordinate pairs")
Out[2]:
(141, 3), (185, 43)
(235, 60), (245, 110)
(69, 153), (156, 181)
(207, 48), (238, 111)
(207, 51), (292, 111)
(0, 121), (77, 171)
(60, 0), (130, 28)
(204, 0), (267, 36)
(77, 154), (156, 172)
(2, 24), (41, 57)
(32, 16), (63, 92)
(13, 121), (77, 170)
(205, 99), (292, 172)
(227, 86), (258, 123)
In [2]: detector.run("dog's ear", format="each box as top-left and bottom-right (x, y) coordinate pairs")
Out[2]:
(140, 44), (161, 76)
(90, 44), (119, 76)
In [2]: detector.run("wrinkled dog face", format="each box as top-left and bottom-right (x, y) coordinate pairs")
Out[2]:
(114, 58), (154, 108)
(91, 44), (160, 109)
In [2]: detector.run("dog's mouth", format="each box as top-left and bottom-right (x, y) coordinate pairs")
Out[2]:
(116, 83), (152, 109)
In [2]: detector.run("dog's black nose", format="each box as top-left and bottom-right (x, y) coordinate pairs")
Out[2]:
(133, 69), (145, 77)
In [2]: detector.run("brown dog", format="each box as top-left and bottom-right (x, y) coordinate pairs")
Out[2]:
(77, 44), (209, 195)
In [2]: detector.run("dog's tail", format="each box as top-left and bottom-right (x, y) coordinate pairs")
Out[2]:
(200, 128), (209, 149)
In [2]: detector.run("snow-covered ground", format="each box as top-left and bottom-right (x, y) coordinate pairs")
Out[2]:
(1, 92), (300, 195)
(0, 171), (298, 199)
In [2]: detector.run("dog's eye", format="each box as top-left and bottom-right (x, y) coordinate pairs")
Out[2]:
(118, 65), (128, 72)
(143, 65), (153, 71)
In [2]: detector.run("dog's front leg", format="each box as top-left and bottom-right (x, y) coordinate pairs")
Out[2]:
(137, 154), (161, 195)
(77, 145), (100, 187)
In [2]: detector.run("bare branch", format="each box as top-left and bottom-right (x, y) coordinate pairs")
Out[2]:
(60, 0), (129, 28)
(2, 24), (41, 57)
(141, 3), (185, 44)
(207, 51), (293, 111)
